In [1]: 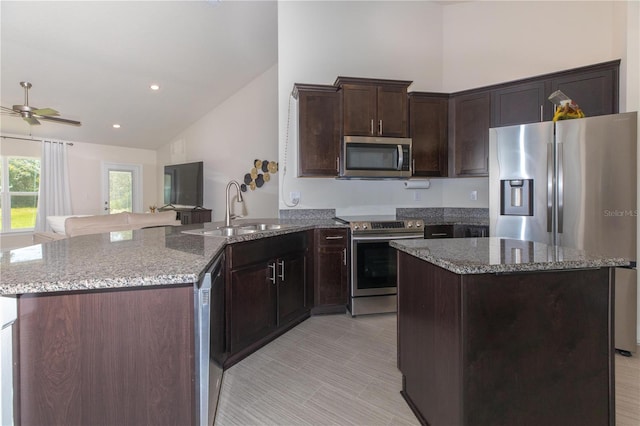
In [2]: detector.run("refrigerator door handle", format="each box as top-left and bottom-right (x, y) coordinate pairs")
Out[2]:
(547, 143), (553, 233)
(557, 143), (564, 233)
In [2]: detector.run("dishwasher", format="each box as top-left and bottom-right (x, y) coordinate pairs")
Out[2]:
(194, 252), (225, 426)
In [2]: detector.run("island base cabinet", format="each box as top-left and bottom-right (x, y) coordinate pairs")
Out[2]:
(16, 285), (195, 426)
(397, 252), (614, 426)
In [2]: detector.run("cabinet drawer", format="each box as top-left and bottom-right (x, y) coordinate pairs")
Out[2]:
(424, 225), (454, 239)
(316, 228), (349, 246)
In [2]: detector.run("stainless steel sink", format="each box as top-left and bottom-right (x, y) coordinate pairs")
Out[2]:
(238, 223), (287, 231)
(181, 223), (293, 237)
(181, 227), (257, 237)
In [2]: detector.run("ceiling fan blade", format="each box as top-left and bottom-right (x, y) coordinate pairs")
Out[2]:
(1, 105), (17, 113)
(35, 115), (81, 126)
(32, 107), (59, 116)
(23, 116), (41, 125)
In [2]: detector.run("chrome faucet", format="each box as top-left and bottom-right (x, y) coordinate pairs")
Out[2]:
(225, 180), (244, 227)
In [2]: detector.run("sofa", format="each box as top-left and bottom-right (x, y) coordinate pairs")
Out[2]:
(33, 211), (182, 244)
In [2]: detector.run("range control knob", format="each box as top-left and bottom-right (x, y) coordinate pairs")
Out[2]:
(352, 224), (359, 231)
(415, 221), (422, 228)
(407, 222), (413, 228)
(362, 223), (368, 230)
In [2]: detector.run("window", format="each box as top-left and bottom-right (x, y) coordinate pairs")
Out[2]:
(0, 157), (40, 232)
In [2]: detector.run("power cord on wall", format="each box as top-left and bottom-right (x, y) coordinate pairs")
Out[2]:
(280, 91), (300, 208)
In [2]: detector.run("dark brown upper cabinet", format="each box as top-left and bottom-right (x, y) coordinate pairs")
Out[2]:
(491, 81), (546, 128)
(293, 84), (342, 177)
(491, 60), (619, 128)
(450, 90), (491, 177)
(408, 92), (449, 177)
(335, 77), (412, 138)
(548, 64), (618, 118)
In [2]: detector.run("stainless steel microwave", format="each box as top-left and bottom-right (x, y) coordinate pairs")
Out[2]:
(340, 136), (412, 178)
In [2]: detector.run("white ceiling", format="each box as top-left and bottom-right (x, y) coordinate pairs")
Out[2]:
(0, 0), (278, 150)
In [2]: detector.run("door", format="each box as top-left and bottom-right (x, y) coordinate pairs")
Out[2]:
(276, 252), (307, 325)
(556, 112), (637, 353)
(101, 162), (142, 214)
(489, 121), (554, 244)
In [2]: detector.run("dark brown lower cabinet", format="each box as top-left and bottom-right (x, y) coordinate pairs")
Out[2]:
(225, 232), (309, 367)
(17, 284), (195, 426)
(397, 252), (614, 426)
(313, 228), (349, 314)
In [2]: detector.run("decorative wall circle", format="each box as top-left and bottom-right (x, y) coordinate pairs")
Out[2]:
(239, 158), (278, 194)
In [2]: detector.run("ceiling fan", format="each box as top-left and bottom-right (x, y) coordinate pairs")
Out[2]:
(1, 81), (81, 126)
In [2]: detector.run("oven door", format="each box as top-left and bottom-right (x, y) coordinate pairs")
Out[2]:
(351, 234), (422, 297)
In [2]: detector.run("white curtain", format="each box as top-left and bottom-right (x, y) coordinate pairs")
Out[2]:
(35, 141), (72, 232)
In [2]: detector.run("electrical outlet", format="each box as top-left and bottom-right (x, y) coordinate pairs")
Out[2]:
(470, 190), (478, 201)
(290, 191), (300, 203)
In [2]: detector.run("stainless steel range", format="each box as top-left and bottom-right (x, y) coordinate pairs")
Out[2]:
(335, 215), (424, 316)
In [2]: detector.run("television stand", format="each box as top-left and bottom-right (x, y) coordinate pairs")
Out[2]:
(159, 207), (211, 225)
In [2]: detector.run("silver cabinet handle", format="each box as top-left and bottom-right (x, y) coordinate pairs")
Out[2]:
(268, 263), (276, 284)
(336, 157), (339, 172)
(547, 143), (553, 233)
(370, 119), (374, 135)
(343, 248), (347, 266)
(325, 235), (344, 240)
(278, 260), (285, 282)
(430, 233), (449, 237)
(540, 105), (544, 122)
(412, 159), (415, 175)
(379, 120), (383, 135)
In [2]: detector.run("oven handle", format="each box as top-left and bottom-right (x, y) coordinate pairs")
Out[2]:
(351, 234), (423, 242)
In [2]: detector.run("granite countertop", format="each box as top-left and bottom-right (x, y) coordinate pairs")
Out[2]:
(0, 219), (346, 296)
(391, 237), (629, 275)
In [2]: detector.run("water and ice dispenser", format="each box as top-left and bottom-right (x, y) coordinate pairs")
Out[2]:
(500, 179), (533, 216)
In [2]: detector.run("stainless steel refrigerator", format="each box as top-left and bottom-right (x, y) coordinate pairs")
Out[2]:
(489, 112), (638, 355)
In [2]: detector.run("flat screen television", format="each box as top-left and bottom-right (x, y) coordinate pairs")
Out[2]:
(163, 161), (204, 207)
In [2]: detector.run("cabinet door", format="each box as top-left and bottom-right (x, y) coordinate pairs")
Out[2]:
(451, 91), (491, 176)
(409, 94), (448, 176)
(377, 85), (408, 137)
(549, 68), (618, 118)
(491, 81), (546, 127)
(229, 262), (277, 353)
(342, 84), (378, 136)
(296, 85), (342, 176)
(277, 252), (307, 325)
(314, 229), (349, 308)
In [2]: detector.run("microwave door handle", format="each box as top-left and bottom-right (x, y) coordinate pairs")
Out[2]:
(397, 145), (403, 170)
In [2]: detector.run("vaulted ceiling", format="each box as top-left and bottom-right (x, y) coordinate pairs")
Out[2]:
(0, 1), (278, 150)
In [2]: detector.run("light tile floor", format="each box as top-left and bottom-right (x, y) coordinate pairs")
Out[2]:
(216, 313), (640, 426)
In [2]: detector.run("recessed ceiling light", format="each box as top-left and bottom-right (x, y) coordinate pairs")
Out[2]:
(113, 124), (121, 129)
(150, 84), (160, 91)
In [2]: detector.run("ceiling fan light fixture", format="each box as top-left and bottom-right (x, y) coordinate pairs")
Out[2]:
(150, 84), (160, 91)
(113, 124), (121, 129)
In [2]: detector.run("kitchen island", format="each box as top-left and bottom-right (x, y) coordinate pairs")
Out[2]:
(391, 237), (627, 426)
(0, 219), (343, 426)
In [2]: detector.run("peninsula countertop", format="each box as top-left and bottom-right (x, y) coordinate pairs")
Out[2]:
(391, 237), (629, 274)
(0, 218), (346, 296)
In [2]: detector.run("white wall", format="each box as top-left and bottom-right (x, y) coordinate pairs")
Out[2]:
(68, 142), (157, 215)
(278, 1), (637, 214)
(157, 65), (279, 222)
(442, 1), (619, 91)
